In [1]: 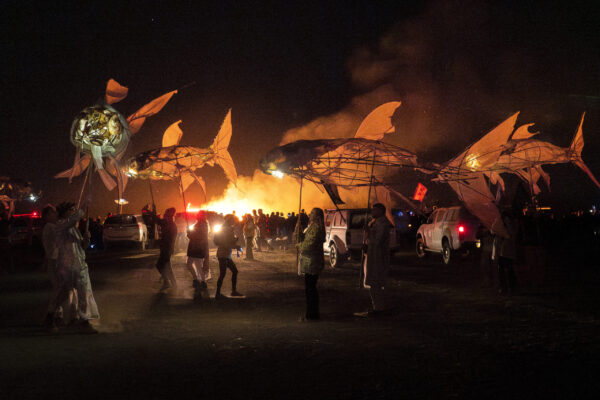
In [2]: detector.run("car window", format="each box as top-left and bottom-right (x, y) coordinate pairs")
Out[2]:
(435, 210), (446, 223)
(426, 211), (437, 224)
(350, 213), (368, 229)
(105, 216), (123, 225)
(445, 209), (456, 221)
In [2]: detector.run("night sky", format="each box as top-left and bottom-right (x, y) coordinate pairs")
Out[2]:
(1, 0), (599, 215)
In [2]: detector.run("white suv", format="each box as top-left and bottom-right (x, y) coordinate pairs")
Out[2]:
(103, 214), (148, 251)
(416, 206), (479, 264)
(323, 209), (398, 268)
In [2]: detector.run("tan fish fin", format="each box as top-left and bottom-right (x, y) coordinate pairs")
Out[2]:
(212, 109), (238, 185)
(162, 120), (183, 147)
(105, 79), (128, 105)
(127, 90), (178, 134)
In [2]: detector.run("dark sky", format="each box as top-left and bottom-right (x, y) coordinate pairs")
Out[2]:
(1, 0), (599, 214)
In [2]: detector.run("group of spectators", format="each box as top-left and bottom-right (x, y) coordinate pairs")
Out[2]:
(238, 208), (309, 257)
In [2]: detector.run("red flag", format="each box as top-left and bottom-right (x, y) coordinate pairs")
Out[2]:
(413, 183), (427, 201)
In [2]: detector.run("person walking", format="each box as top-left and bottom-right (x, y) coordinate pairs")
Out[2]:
(356, 203), (392, 317)
(214, 214), (243, 298)
(54, 202), (99, 333)
(243, 214), (257, 260)
(155, 207), (178, 291)
(186, 211), (211, 294)
(296, 208), (326, 321)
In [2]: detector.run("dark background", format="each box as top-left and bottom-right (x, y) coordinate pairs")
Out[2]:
(1, 0), (598, 215)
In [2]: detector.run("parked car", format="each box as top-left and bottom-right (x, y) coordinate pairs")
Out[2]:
(103, 214), (148, 250)
(415, 206), (480, 264)
(9, 213), (43, 248)
(323, 208), (400, 268)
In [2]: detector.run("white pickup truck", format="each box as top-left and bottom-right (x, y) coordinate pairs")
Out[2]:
(415, 206), (480, 264)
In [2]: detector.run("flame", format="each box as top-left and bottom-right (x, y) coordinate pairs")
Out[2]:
(184, 170), (372, 218)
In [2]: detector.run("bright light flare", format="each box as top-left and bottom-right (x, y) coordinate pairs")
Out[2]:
(114, 198), (129, 205)
(457, 225), (465, 233)
(212, 224), (222, 233)
(271, 170), (284, 179)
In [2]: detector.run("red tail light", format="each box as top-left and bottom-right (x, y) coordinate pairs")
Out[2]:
(457, 225), (465, 233)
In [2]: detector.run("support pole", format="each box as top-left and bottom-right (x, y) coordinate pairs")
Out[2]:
(77, 165), (93, 210)
(359, 154), (377, 288)
(296, 174), (304, 276)
(148, 179), (156, 211)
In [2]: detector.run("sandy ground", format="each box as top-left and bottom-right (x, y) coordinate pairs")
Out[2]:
(1, 246), (600, 399)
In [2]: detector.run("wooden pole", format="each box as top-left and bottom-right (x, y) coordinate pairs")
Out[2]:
(296, 174), (304, 276)
(77, 165), (93, 210)
(359, 154), (377, 288)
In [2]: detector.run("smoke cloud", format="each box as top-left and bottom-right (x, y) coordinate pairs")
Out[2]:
(206, 0), (598, 212)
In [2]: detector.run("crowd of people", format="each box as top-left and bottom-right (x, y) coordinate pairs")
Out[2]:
(30, 197), (394, 333)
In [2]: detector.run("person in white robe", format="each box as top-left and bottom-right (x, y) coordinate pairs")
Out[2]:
(55, 202), (99, 333)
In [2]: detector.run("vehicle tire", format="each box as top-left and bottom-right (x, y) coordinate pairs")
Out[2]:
(329, 243), (342, 268)
(442, 238), (452, 265)
(416, 237), (428, 258)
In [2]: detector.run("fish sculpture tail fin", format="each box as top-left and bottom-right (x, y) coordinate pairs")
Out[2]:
(212, 109), (238, 185)
(569, 112), (600, 188)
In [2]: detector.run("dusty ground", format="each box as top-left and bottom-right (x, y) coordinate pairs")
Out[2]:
(1, 246), (600, 399)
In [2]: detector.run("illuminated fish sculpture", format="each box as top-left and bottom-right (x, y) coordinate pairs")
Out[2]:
(435, 112), (599, 237)
(260, 102), (425, 214)
(260, 102), (418, 186)
(55, 79), (177, 197)
(125, 109), (237, 198)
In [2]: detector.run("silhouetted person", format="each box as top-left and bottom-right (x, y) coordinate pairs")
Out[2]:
(243, 214), (257, 260)
(214, 214), (243, 298)
(356, 203), (392, 317)
(187, 211), (211, 293)
(477, 226), (495, 287)
(155, 208), (178, 290)
(296, 208), (326, 321)
(495, 210), (518, 295)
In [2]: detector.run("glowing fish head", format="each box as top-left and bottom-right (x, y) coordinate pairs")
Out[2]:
(71, 105), (129, 157)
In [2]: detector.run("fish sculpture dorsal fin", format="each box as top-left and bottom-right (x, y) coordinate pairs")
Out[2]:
(162, 121), (183, 147)
(355, 101), (401, 140)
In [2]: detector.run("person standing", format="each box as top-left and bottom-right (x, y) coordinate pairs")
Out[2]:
(41, 205), (61, 332)
(186, 211), (211, 293)
(356, 203), (392, 317)
(256, 209), (268, 251)
(243, 214), (257, 260)
(296, 208), (326, 321)
(214, 215), (243, 298)
(495, 210), (518, 295)
(477, 226), (495, 287)
(155, 207), (178, 291)
(54, 202), (99, 333)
